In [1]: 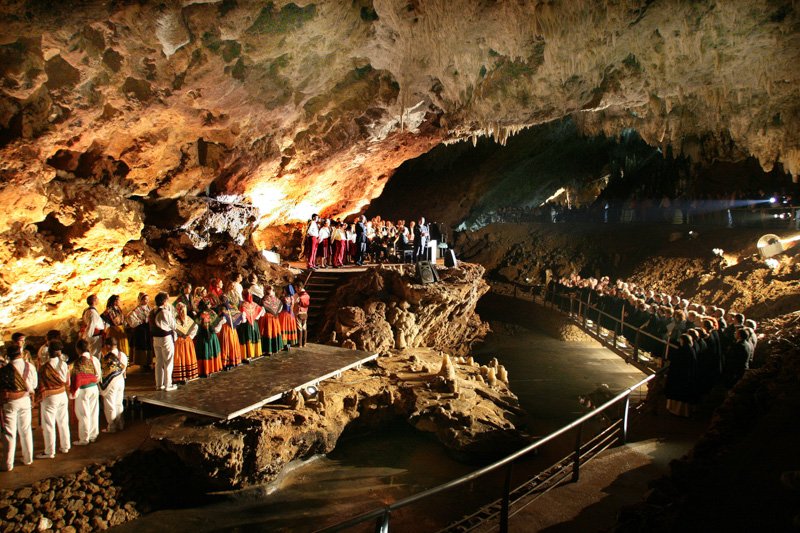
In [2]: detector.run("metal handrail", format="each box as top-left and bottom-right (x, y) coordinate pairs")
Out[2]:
(315, 370), (659, 533)
(544, 285), (679, 362)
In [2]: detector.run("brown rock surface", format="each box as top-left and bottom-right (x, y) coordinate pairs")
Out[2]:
(150, 347), (526, 490)
(0, 1), (798, 332)
(320, 263), (490, 356)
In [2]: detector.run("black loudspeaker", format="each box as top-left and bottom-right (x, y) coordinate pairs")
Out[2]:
(444, 249), (458, 268)
(416, 260), (439, 284)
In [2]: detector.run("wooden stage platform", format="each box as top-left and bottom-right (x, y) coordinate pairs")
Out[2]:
(133, 343), (378, 420)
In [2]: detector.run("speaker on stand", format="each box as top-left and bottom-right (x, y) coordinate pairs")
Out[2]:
(416, 260), (439, 284)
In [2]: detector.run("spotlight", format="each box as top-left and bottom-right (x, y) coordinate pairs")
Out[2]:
(688, 231), (699, 239)
(712, 248), (724, 257)
(770, 197), (777, 204)
(301, 385), (318, 400)
(765, 258), (780, 270)
(757, 234), (784, 258)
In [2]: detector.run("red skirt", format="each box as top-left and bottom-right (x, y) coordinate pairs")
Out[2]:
(173, 337), (198, 382)
(219, 323), (242, 368)
(279, 310), (298, 344)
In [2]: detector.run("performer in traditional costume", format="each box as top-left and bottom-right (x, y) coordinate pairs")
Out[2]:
(126, 293), (152, 368)
(101, 295), (130, 357)
(192, 286), (208, 312)
(0, 345), (37, 470)
(207, 278), (224, 307)
(81, 295), (105, 358)
(36, 341), (70, 459)
(247, 273), (264, 305)
(217, 299), (243, 369)
(279, 292), (298, 348)
(259, 286), (285, 355)
(294, 283), (311, 348)
(98, 337), (127, 433)
(173, 303), (199, 383)
(70, 339), (101, 446)
(36, 330), (62, 368)
(174, 282), (196, 319)
(225, 273), (244, 309)
(150, 292), (177, 391)
(238, 290), (264, 360)
(195, 303), (224, 377)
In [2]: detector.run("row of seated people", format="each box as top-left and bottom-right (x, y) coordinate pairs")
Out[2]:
(549, 276), (760, 417)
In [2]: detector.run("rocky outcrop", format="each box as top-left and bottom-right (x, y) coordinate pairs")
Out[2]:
(150, 348), (526, 490)
(320, 263), (490, 356)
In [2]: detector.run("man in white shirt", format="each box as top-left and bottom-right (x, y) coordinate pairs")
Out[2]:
(99, 337), (128, 433)
(151, 292), (178, 391)
(70, 339), (101, 446)
(36, 330), (63, 368)
(36, 341), (70, 459)
(306, 214), (320, 270)
(1, 345), (38, 471)
(81, 295), (105, 358)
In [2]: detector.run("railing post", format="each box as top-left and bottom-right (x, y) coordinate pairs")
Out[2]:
(621, 394), (631, 444)
(569, 296), (574, 317)
(572, 423), (583, 482)
(633, 330), (640, 362)
(500, 463), (513, 533)
(375, 509), (389, 533)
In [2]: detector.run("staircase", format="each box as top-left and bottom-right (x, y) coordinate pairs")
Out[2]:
(304, 268), (361, 341)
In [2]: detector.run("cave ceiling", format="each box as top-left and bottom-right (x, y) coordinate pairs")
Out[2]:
(0, 0), (798, 333)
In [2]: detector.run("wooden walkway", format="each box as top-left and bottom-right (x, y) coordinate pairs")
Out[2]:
(133, 343), (378, 420)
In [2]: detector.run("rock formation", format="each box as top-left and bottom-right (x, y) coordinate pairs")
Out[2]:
(150, 348), (526, 490)
(322, 263), (490, 356)
(0, 0), (798, 332)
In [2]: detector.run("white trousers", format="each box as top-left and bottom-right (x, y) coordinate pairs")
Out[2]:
(2, 396), (32, 469)
(101, 378), (125, 432)
(40, 392), (70, 455)
(74, 386), (99, 443)
(153, 336), (175, 390)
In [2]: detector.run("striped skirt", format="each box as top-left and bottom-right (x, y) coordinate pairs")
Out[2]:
(237, 321), (262, 360)
(279, 310), (298, 344)
(259, 313), (285, 354)
(173, 337), (198, 383)
(219, 323), (242, 369)
(195, 334), (223, 377)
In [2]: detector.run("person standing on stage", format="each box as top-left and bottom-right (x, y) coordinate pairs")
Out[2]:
(355, 215), (368, 266)
(331, 222), (346, 267)
(99, 337), (127, 433)
(127, 293), (153, 369)
(174, 282), (196, 319)
(318, 218), (331, 268)
(413, 216), (430, 262)
(238, 290), (264, 360)
(81, 295), (105, 358)
(0, 345), (37, 470)
(102, 295), (130, 357)
(173, 302), (199, 383)
(70, 339), (101, 446)
(150, 292), (177, 391)
(247, 273), (264, 305)
(306, 214), (320, 270)
(294, 283), (311, 347)
(36, 341), (70, 459)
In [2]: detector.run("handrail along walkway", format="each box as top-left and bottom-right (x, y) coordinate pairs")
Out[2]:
(316, 291), (667, 533)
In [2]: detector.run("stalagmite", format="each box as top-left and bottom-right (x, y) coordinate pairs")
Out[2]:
(438, 353), (456, 380)
(497, 365), (509, 384)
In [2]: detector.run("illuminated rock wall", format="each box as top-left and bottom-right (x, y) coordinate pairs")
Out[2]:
(0, 0), (798, 332)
